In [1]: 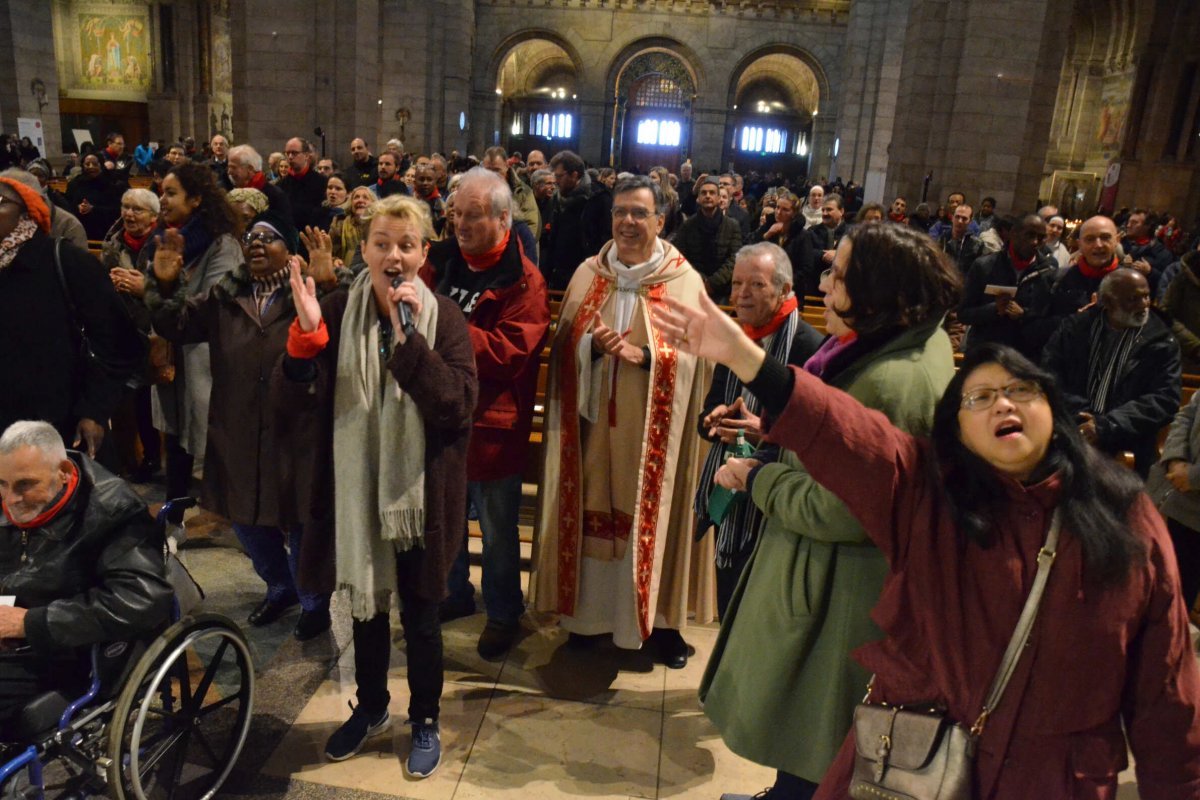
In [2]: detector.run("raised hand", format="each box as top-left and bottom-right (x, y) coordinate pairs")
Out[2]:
(289, 257), (322, 333)
(652, 291), (763, 381)
(152, 228), (186, 286)
(300, 226), (336, 287)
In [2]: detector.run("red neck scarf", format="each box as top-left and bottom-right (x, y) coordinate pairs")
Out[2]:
(1008, 244), (1036, 273)
(3, 463), (79, 529)
(1131, 236), (1151, 247)
(1078, 255), (1120, 280)
(123, 222), (157, 254)
(463, 230), (511, 271)
(888, 212), (907, 224)
(248, 171), (267, 190)
(420, 187), (441, 201)
(105, 147), (120, 161)
(292, 164), (310, 180)
(741, 295), (798, 341)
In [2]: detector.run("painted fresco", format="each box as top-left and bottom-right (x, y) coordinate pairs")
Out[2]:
(77, 12), (150, 91)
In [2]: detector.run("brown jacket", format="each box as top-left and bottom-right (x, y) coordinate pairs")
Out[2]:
(150, 266), (333, 534)
(281, 290), (478, 601)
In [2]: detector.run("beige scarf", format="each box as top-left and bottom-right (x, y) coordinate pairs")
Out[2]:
(333, 270), (439, 620)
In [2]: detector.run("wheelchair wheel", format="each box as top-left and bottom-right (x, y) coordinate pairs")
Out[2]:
(106, 614), (254, 800)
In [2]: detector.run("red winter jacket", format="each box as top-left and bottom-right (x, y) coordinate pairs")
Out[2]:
(422, 235), (549, 481)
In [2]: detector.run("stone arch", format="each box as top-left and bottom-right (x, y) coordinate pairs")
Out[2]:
(606, 37), (704, 102)
(484, 29), (585, 98)
(726, 45), (830, 114)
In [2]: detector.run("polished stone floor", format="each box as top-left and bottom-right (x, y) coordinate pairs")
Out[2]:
(168, 505), (1146, 799)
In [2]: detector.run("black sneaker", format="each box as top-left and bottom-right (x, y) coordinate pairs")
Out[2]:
(324, 701), (390, 761)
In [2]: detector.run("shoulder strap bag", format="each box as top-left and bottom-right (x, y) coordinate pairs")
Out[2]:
(849, 510), (1062, 800)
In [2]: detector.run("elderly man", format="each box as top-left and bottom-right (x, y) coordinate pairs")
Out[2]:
(533, 175), (707, 668)
(673, 176), (744, 303)
(1052, 215), (1123, 317)
(0, 421), (172, 731)
(959, 213), (1058, 360)
(226, 144), (292, 222)
(525, 149), (547, 178)
(693, 242), (822, 616)
(1043, 268), (1181, 477)
(209, 134), (232, 190)
(346, 137), (377, 189)
(422, 168), (549, 659)
(279, 137), (328, 230)
(372, 151), (407, 199)
(483, 146), (540, 240)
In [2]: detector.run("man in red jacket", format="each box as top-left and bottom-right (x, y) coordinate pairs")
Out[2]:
(421, 167), (549, 659)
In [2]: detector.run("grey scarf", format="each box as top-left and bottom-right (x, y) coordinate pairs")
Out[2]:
(333, 270), (438, 620)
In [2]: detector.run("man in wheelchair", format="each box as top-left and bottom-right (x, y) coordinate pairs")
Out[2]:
(0, 420), (173, 741)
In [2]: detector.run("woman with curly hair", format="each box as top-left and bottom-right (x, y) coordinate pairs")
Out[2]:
(145, 161), (241, 505)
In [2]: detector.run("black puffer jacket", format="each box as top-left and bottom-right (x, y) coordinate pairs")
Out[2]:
(0, 453), (172, 656)
(1041, 307), (1181, 476)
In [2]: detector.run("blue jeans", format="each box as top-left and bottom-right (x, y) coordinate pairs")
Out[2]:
(446, 474), (524, 624)
(232, 523), (328, 612)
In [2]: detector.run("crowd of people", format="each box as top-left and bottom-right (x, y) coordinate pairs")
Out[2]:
(3, 127), (1200, 797)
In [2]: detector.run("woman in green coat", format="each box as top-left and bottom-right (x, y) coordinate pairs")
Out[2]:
(699, 223), (961, 800)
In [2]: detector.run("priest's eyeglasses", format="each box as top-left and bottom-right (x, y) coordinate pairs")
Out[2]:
(611, 206), (655, 221)
(960, 380), (1043, 412)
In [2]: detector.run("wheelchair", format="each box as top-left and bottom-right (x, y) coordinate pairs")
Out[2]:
(0, 499), (254, 800)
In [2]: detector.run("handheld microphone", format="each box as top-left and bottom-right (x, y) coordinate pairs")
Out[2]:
(390, 275), (416, 337)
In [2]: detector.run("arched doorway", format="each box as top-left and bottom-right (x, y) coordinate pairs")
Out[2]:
(612, 49), (696, 173)
(727, 53), (820, 177)
(496, 38), (580, 158)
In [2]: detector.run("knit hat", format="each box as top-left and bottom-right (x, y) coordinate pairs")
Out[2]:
(0, 175), (51, 233)
(248, 208), (299, 254)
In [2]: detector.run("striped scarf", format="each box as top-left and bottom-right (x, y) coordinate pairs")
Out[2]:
(251, 266), (290, 318)
(1086, 315), (1142, 414)
(693, 309), (799, 567)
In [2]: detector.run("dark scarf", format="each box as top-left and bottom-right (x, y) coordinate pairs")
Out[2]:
(145, 216), (215, 267)
(1086, 314), (1142, 414)
(696, 208), (725, 236)
(694, 308), (800, 566)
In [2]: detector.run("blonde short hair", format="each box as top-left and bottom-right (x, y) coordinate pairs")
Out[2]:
(227, 187), (269, 215)
(362, 193), (434, 241)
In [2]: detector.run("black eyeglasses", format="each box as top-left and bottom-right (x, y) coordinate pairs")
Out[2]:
(242, 230), (283, 246)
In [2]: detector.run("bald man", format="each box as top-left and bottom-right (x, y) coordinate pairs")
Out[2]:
(1051, 215), (1121, 318)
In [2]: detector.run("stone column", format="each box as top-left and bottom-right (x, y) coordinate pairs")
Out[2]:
(0, 0), (63, 159)
(232, 0), (381, 158)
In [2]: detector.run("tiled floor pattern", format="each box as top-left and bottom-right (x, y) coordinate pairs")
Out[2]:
(171, 512), (1146, 799)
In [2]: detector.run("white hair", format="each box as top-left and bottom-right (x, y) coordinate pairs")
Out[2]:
(122, 187), (160, 215)
(455, 167), (513, 229)
(0, 421), (68, 463)
(736, 242), (793, 292)
(228, 144), (262, 172)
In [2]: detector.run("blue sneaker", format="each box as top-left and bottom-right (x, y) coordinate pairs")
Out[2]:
(405, 718), (441, 778)
(324, 701), (390, 761)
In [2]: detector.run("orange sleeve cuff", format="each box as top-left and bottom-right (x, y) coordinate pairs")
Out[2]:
(287, 318), (329, 359)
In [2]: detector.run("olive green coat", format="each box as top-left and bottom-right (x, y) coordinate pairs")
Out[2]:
(698, 321), (955, 781)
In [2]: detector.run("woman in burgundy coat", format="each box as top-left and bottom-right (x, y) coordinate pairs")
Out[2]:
(653, 238), (1200, 799)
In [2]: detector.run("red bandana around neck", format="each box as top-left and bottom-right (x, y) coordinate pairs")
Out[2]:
(248, 172), (267, 190)
(421, 187), (442, 201)
(3, 462), (79, 529)
(292, 164), (310, 180)
(1131, 236), (1152, 247)
(463, 230), (511, 271)
(1008, 244), (1036, 273)
(741, 295), (798, 341)
(123, 223), (157, 254)
(1078, 255), (1120, 280)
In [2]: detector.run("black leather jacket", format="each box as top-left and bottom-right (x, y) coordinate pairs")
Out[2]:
(0, 453), (172, 657)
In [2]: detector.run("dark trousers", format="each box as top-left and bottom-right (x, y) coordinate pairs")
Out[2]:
(715, 545), (754, 621)
(0, 650), (86, 738)
(164, 434), (194, 502)
(771, 771), (818, 800)
(352, 551), (443, 723)
(111, 386), (160, 475)
(1167, 517), (1200, 611)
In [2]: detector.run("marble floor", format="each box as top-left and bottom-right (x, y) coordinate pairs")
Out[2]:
(169, 506), (1145, 800)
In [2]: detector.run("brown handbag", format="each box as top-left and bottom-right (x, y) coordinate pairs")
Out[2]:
(849, 511), (1061, 800)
